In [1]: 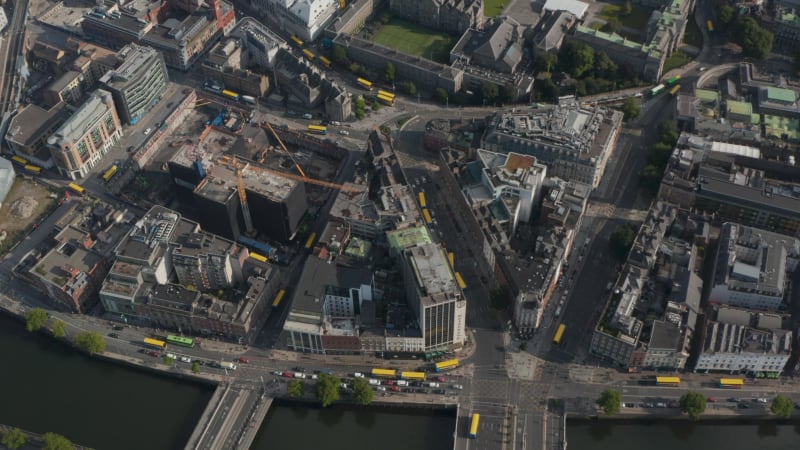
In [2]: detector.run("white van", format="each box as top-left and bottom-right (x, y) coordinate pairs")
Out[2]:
(368, 378), (380, 385)
(428, 382), (440, 388)
(397, 380), (409, 387)
(354, 372), (365, 378)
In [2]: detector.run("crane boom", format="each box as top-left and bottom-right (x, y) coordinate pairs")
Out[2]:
(232, 156), (255, 233)
(262, 122), (307, 178)
(216, 158), (363, 193)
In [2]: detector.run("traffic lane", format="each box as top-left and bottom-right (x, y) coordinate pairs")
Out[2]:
(470, 329), (506, 369)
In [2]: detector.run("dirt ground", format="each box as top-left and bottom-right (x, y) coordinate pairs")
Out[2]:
(0, 178), (55, 252)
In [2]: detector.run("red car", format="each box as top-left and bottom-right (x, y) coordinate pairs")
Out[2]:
(390, 386), (401, 392)
(238, 357), (251, 363)
(435, 376), (446, 382)
(382, 380), (396, 386)
(707, 397), (717, 403)
(282, 371), (294, 378)
(148, 351), (161, 357)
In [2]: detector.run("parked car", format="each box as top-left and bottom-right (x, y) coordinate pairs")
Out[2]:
(112, 325), (124, 331)
(143, 127), (152, 135)
(238, 357), (250, 363)
(375, 386), (387, 392)
(354, 372), (365, 378)
(434, 376), (446, 382)
(180, 356), (192, 363)
(451, 384), (464, 390)
(108, 333), (119, 338)
(707, 397), (717, 403)
(338, 130), (349, 135)
(302, 113), (313, 119)
(390, 386), (401, 392)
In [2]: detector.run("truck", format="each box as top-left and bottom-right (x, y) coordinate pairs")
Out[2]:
(220, 362), (237, 370)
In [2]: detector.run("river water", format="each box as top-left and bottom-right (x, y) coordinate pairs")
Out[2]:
(3, 313), (799, 450)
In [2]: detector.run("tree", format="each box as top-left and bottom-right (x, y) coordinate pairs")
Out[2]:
(680, 391), (707, 420)
(331, 45), (348, 65)
(73, 331), (106, 355)
(371, 101), (381, 111)
(349, 63), (363, 75)
(537, 52), (558, 73)
(384, 62), (396, 82)
(717, 5), (735, 27)
(51, 319), (67, 338)
(538, 78), (559, 102)
(657, 121), (679, 146)
(192, 362), (201, 374)
(42, 432), (73, 450)
(608, 225), (636, 261)
(315, 373), (342, 407)
(735, 17), (774, 60)
(623, 0), (632, 15)
(163, 355), (174, 366)
(2, 428), (27, 450)
(596, 389), (621, 415)
(601, 18), (623, 34)
(352, 378), (374, 405)
(402, 81), (417, 95)
(593, 51), (618, 80)
(638, 164), (664, 196)
(558, 41), (595, 78)
(434, 88), (449, 104)
(621, 98), (640, 121)
(25, 308), (48, 332)
(771, 395), (794, 418)
(288, 380), (304, 398)
(482, 82), (500, 103)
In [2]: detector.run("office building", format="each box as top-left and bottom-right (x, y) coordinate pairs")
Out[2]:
(229, 17), (286, 69)
(401, 243), (467, 350)
(47, 89), (123, 180)
(171, 230), (236, 291)
(709, 223), (800, 311)
(100, 44), (168, 125)
(5, 103), (69, 169)
(249, 0), (339, 41)
(695, 306), (792, 374)
(481, 104), (623, 188)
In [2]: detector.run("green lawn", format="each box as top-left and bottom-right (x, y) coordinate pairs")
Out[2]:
(484, 0), (510, 17)
(682, 15), (703, 47)
(598, 4), (653, 30)
(663, 50), (691, 73)
(371, 19), (455, 64)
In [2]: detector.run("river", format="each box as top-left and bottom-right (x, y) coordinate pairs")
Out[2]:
(0, 314), (212, 450)
(3, 312), (800, 450)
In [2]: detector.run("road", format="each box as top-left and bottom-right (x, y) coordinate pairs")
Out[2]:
(0, 0), (28, 114)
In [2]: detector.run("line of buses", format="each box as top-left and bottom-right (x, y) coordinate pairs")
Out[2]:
(368, 359), (460, 379)
(142, 335), (197, 350)
(9, 155), (43, 175)
(649, 75), (682, 98)
(650, 377), (745, 388)
(355, 77), (397, 106)
(291, 35), (332, 69)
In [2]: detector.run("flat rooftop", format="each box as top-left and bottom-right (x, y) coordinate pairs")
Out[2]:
(171, 230), (236, 257)
(405, 243), (459, 302)
(387, 227), (432, 252)
(288, 257), (374, 317)
(196, 157), (299, 204)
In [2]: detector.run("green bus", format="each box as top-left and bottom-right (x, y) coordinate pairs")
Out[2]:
(166, 335), (195, 348)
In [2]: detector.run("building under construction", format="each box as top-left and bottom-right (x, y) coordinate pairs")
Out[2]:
(168, 127), (307, 243)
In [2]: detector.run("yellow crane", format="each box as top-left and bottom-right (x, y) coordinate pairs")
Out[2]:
(216, 157), (363, 193)
(231, 155), (255, 234)
(261, 122), (307, 178)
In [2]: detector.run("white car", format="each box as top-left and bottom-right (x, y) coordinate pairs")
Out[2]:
(376, 386), (387, 391)
(338, 130), (349, 135)
(144, 127), (152, 135)
(428, 382), (440, 388)
(330, 121), (341, 126)
(368, 378), (380, 385)
(180, 356), (191, 363)
(166, 353), (177, 360)
(354, 372), (365, 378)
(451, 384), (463, 390)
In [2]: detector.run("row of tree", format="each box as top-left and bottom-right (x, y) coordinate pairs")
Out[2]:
(288, 373), (375, 406)
(597, 389), (796, 419)
(638, 121), (680, 196)
(25, 307), (106, 354)
(2, 428), (79, 450)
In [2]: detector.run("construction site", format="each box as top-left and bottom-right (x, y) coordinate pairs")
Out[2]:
(160, 97), (351, 248)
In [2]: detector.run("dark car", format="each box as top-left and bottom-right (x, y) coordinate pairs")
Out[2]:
(738, 403), (750, 409)
(108, 333), (119, 338)
(401, 388), (412, 393)
(112, 325), (124, 331)
(411, 381), (423, 387)
(292, 367), (306, 372)
(414, 388), (426, 393)
(434, 389), (446, 395)
(148, 351), (161, 357)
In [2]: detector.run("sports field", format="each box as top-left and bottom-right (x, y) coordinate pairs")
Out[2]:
(372, 19), (455, 64)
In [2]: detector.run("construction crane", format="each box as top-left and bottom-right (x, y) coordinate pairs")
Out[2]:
(232, 155), (255, 234)
(261, 122), (307, 178)
(216, 157), (363, 193)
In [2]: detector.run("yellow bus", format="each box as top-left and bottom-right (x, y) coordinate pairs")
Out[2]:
(102, 165), (118, 182)
(435, 359), (459, 372)
(668, 84), (681, 96)
(455, 272), (467, 290)
(318, 55), (332, 68)
(377, 93), (395, 106)
(448, 252), (454, 268)
(302, 49), (316, 60)
(418, 191), (427, 208)
(356, 77), (373, 90)
(68, 182), (85, 195)
(272, 289), (286, 309)
(553, 324), (566, 345)
(469, 413), (480, 438)
(143, 338), (167, 350)
(372, 368), (397, 378)
(24, 165), (42, 174)
(307, 125), (328, 135)
(707, 20), (714, 32)
(719, 378), (744, 388)
(11, 155), (27, 165)
(250, 252), (268, 262)
(422, 208), (433, 224)
(291, 35), (304, 47)
(377, 90), (395, 101)
(305, 232), (317, 250)
(655, 376), (681, 386)
(400, 371), (426, 381)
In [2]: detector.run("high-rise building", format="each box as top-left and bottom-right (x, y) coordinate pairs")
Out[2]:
(47, 89), (122, 180)
(171, 231), (236, 291)
(401, 243), (467, 350)
(100, 44), (168, 125)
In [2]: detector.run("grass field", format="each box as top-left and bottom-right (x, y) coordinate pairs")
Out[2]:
(484, 0), (510, 16)
(598, 4), (652, 30)
(371, 19), (455, 64)
(663, 50), (691, 73)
